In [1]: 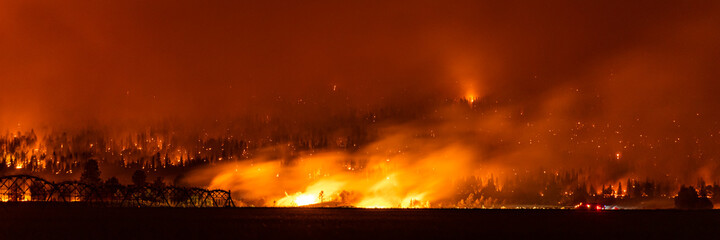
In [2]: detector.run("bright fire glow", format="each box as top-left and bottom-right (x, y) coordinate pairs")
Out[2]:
(202, 126), (477, 208)
(292, 194), (317, 206)
(466, 94), (476, 103)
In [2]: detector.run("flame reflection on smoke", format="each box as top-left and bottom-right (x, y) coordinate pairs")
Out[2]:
(193, 123), (479, 208)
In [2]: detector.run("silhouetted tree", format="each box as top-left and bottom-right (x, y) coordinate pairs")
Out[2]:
(106, 176), (120, 186)
(675, 186), (713, 209)
(571, 184), (589, 204)
(80, 159), (101, 185)
(643, 179), (655, 198)
(602, 185), (614, 196)
(712, 184), (720, 204)
(132, 170), (147, 186)
(103, 177), (122, 201)
(627, 179), (633, 198)
(29, 181), (47, 201)
(152, 177), (166, 189)
(149, 177), (166, 202)
(699, 185), (709, 198)
(699, 194), (713, 209)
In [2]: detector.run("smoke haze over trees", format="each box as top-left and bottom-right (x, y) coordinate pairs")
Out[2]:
(2, 1), (720, 207)
(2, 1), (719, 130)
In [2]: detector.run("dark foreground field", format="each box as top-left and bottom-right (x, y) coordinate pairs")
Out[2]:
(1, 203), (719, 239)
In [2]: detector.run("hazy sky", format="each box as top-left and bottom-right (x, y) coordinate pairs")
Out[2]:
(2, 0), (719, 130)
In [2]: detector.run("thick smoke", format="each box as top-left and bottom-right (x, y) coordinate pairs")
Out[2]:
(2, 1), (718, 128)
(2, 1), (720, 202)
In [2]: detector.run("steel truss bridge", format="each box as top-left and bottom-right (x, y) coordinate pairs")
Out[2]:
(0, 175), (234, 207)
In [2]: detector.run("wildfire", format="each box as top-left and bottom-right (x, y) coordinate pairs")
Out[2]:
(275, 179), (345, 207)
(466, 95), (476, 103)
(202, 127), (475, 208)
(293, 194), (318, 206)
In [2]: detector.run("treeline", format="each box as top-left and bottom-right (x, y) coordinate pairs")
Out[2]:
(448, 169), (720, 208)
(0, 111), (383, 175)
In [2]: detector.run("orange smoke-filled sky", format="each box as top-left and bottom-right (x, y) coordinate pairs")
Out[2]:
(1, 0), (720, 130)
